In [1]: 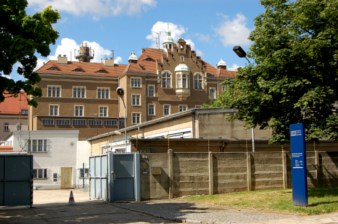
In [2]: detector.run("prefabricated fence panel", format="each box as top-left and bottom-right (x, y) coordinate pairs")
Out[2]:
(173, 153), (209, 197)
(213, 153), (247, 194)
(318, 151), (338, 187)
(252, 152), (284, 190)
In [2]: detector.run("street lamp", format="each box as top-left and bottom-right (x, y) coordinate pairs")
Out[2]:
(232, 45), (255, 152)
(116, 87), (127, 149)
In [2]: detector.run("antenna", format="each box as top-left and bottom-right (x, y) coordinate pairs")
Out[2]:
(154, 32), (161, 49)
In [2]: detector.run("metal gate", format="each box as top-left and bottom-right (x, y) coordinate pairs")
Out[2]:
(89, 153), (140, 202)
(89, 155), (108, 201)
(0, 154), (33, 206)
(108, 153), (140, 202)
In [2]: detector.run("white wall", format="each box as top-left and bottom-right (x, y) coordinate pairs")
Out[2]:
(12, 130), (79, 189)
(75, 140), (91, 189)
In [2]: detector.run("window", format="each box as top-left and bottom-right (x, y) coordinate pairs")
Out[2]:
(4, 123), (9, 132)
(147, 85), (155, 97)
(161, 71), (171, 88)
(179, 105), (188, 112)
(80, 168), (89, 178)
(194, 73), (203, 90)
(47, 85), (61, 97)
(73, 86), (86, 98)
(72, 119), (86, 126)
(88, 119), (102, 126)
(177, 73), (189, 88)
(132, 95), (141, 106)
(21, 109), (28, 115)
(28, 139), (48, 152)
(209, 87), (216, 100)
(42, 119), (54, 126)
(99, 106), (108, 117)
(180, 56), (185, 62)
(163, 104), (171, 116)
(148, 104), (155, 116)
(74, 105), (84, 117)
(49, 105), (59, 116)
(131, 77), (142, 88)
(56, 119), (71, 126)
(97, 87), (110, 99)
(104, 119), (117, 126)
(132, 113), (141, 125)
(33, 169), (47, 179)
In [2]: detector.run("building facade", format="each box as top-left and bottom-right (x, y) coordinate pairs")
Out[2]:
(0, 92), (28, 141)
(30, 36), (236, 140)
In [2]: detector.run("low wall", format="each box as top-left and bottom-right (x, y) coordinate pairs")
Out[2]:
(140, 150), (338, 200)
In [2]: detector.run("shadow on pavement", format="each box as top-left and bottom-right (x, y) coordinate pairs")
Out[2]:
(0, 200), (206, 223)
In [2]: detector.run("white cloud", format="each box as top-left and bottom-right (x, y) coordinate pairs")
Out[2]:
(216, 14), (252, 47)
(34, 38), (123, 71)
(146, 21), (203, 56)
(146, 21), (186, 48)
(228, 64), (240, 71)
(28, 0), (156, 17)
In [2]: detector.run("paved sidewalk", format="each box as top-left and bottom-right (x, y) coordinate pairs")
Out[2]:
(117, 199), (338, 224)
(1, 190), (338, 224)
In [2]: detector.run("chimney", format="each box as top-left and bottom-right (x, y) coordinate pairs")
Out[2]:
(57, 54), (68, 64)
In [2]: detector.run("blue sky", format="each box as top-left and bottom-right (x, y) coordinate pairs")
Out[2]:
(16, 0), (265, 80)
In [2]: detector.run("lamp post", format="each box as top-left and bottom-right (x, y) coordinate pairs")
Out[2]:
(233, 45), (255, 152)
(116, 87), (127, 149)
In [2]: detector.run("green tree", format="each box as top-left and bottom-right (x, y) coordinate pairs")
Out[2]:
(213, 0), (338, 143)
(0, 0), (60, 106)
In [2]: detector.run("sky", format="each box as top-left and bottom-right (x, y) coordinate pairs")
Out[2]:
(12, 0), (265, 80)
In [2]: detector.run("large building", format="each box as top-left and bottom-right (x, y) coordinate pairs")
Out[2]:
(30, 34), (236, 140)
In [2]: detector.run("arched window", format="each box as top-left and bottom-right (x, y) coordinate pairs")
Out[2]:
(161, 71), (171, 88)
(194, 73), (203, 90)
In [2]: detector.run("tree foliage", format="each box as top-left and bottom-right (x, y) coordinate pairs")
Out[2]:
(213, 0), (338, 143)
(0, 0), (60, 106)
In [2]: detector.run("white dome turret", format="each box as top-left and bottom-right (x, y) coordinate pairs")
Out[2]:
(128, 52), (138, 63)
(175, 64), (190, 72)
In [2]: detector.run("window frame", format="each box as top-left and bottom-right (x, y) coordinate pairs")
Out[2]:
(179, 104), (188, 112)
(148, 104), (155, 116)
(132, 112), (141, 125)
(209, 87), (216, 100)
(194, 73), (203, 90)
(33, 168), (48, 179)
(49, 104), (59, 116)
(131, 94), (141, 106)
(72, 86), (86, 98)
(161, 71), (172, 88)
(97, 87), (110, 99)
(163, 104), (171, 116)
(99, 106), (109, 117)
(130, 77), (142, 88)
(47, 85), (61, 98)
(29, 139), (48, 153)
(74, 105), (84, 117)
(147, 85), (156, 97)
(176, 73), (189, 89)
(4, 123), (9, 132)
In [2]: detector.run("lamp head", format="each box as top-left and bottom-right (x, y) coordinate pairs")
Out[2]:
(116, 87), (124, 97)
(233, 46), (247, 58)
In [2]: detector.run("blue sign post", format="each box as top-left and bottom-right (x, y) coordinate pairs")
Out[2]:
(290, 123), (308, 206)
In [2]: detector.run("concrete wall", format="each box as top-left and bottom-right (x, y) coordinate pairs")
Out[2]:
(139, 150), (338, 200)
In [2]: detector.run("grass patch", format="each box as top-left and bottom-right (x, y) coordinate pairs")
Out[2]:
(183, 187), (338, 215)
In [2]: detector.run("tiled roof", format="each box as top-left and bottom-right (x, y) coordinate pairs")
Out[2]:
(36, 60), (127, 77)
(0, 146), (13, 152)
(0, 92), (28, 115)
(36, 47), (236, 78)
